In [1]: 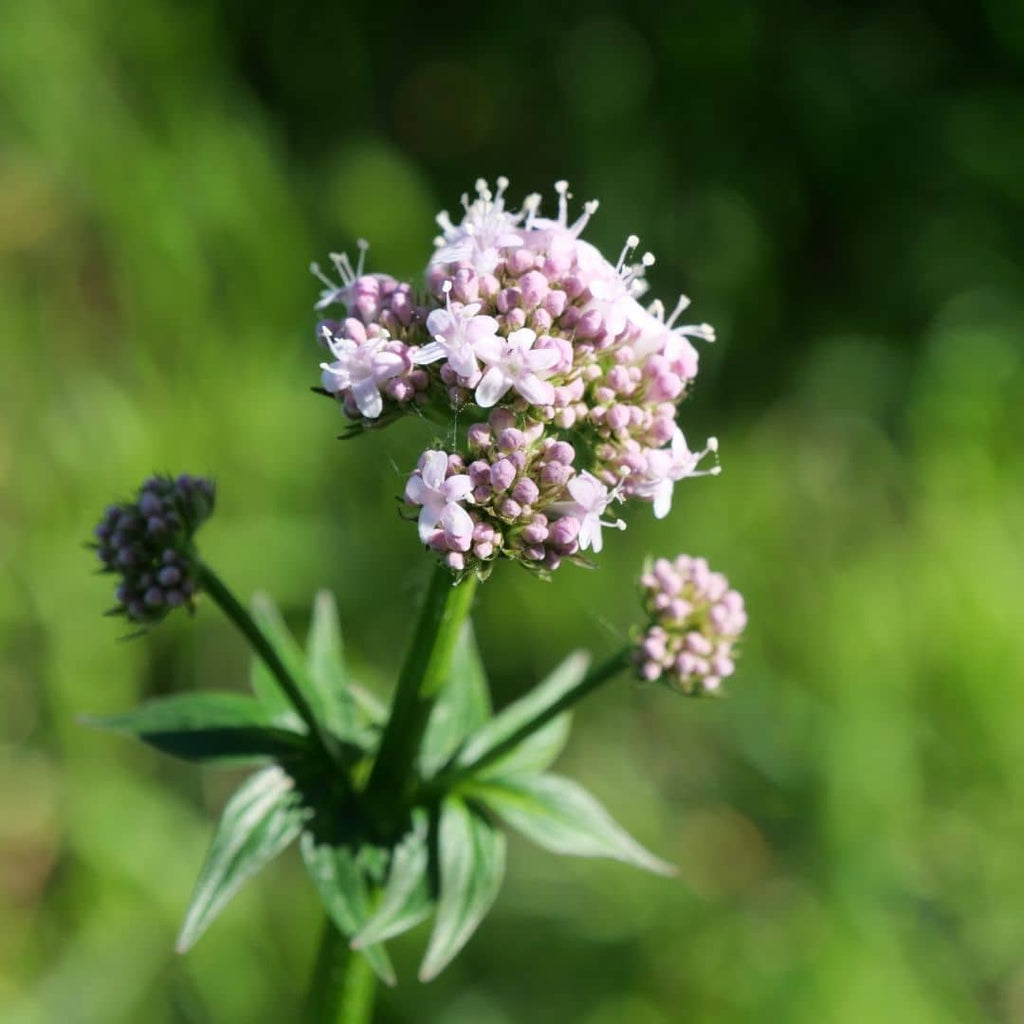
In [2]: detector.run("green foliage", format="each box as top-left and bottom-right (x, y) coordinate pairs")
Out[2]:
(176, 767), (308, 952)
(464, 774), (676, 876)
(5, 1), (1024, 1016)
(82, 692), (311, 763)
(418, 796), (506, 983)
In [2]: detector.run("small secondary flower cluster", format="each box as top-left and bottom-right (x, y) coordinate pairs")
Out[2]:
(313, 179), (720, 576)
(635, 555), (746, 695)
(92, 475), (215, 624)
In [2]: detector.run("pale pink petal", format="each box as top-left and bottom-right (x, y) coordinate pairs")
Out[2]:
(373, 352), (406, 380)
(474, 337), (504, 365)
(421, 450), (449, 490)
(441, 502), (474, 549)
(524, 348), (560, 372)
(475, 367), (510, 408)
(418, 505), (439, 543)
(426, 308), (455, 336)
(653, 480), (673, 519)
(441, 475), (473, 502)
(507, 327), (537, 350)
(447, 346), (478, 379)
(351, 377), (383, 418)
(515, 375), (555, 406)
(413, 341), (447, 365)
(465, 315), (499, 342)
(405, 475), (427, 505)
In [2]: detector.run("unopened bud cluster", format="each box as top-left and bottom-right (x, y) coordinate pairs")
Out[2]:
(313, 179), (721, 576)
(635, 555), (746, 695)
(92, 474), (215, 624)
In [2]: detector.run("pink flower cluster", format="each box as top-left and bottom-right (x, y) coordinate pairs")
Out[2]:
(312, 179), (721, 575)
(635, 555), (747, 695)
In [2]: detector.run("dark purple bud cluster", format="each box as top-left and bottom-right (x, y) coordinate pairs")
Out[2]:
(91, 474), (215, 625)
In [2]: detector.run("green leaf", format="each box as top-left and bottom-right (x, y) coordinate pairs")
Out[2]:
(419, 796), (506, 982)
(352, 811), (433, 949)
(475, 712), (572, 780)
(251, 591), (366, 739)
(248, 593), (303, 720)
(455, 651), (590, 772)
(300, 834), (396, 986)
(306, 589), (359, 740)
(82, 692), (310, 763)
(176, 767), (307, 952)
(420, 621), (492, 777)
(466, 774), (676, 877)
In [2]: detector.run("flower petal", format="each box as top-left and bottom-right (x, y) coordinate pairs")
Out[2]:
(474, 337), (504, 365)
(475, 367), (510, 408)
(351, 377), (383, 418)
(441, 475), (473, 502)
(441, 502), (474, 551)
(412, 341), (446, 365)
(421, 450), (449, 490)
(514, 374), (555, 407)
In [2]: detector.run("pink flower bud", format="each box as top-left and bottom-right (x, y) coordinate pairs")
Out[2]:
(549, 517), (580, 547)
(498, 428), (526, 452)
(512, 478), (539, 505)
(490, 459), (517, 493)
(467, 423), (492, 450)
(543, 290), (568, 318)
(507, 249), (535, 276)
(519, 271), (548, 308)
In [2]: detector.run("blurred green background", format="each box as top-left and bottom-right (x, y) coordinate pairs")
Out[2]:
(2, 0), (1023, 1020)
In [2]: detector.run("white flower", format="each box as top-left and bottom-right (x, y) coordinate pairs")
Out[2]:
(405, 451), (475, 548)
(319, 328), (406, 419)
(551, 471), (626, 554)
(628, 295), (715, 379)
(635, 430), (720, 519)
(310, 240), (369, 310)
(413, 285), (501, 379)
(432, 178), (525, 274)
(474, 328), (559, 408)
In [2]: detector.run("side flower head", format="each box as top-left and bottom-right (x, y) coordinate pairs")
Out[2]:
(635, 555), (746, 695)
(91, 474), (215, 625)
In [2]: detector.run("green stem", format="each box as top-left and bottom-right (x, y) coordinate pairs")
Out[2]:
(428, 646), (634, 796)
(306, 918), (377, 1024)
(196, 561), (344, 771)
(365, 563), (477, 829)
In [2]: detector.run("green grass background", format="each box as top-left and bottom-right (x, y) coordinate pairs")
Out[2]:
(2, 1), (1023, 1020)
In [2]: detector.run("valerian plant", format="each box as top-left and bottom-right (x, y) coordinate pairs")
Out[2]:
(86, 179), (747, 1022)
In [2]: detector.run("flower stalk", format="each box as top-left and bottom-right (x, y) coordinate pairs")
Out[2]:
(195, 561), (347, 772)
(306, 919), (377, 1024)
(424, 645), (634, 800)
(364, 563), (478, 831)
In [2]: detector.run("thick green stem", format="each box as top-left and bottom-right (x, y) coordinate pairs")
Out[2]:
(306, 918), (377, 1024)
(196, 561), (344, 771)
(365, 563), (477, 828)
(428, 646), (634, 797)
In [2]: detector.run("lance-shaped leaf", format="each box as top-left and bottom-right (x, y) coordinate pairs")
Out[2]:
(300, 834), (396, 986)
(82, 692), (311, 763)
(306, 589), (361, 741)
(420, 621), (492, 777)
(177, 767), (307, 952)
(455, 651), (590, 774)
(351, 810), (433, 949)
(475, 712), (572, 780)
(465, 774), (676, 877)
(419, 796), (506, 982)
(250, 592), (364, 746)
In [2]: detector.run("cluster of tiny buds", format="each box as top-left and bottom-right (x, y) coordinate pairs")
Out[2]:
(635, 555), (746, 696)
(91, 474), (215, 625)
